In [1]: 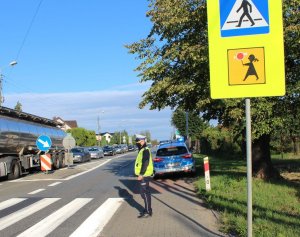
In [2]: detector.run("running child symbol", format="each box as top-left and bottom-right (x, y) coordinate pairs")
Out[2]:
(242, 54), (259, 81)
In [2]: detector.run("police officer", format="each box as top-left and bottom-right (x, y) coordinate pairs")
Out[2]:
(135, 137), (154, 218)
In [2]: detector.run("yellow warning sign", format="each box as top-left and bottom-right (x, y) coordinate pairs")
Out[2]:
(207, 0), (285, 99)
(228, 47), (265, 86)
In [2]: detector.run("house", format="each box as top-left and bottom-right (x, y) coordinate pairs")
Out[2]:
(53, 117), (78, 131)
(99, 132), (114, 143)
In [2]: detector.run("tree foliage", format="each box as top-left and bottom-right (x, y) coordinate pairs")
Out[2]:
(171, 109), (208, 139)
(67, 128), (96, 147)
(14, 101), (22, 112)
(126, 0), (300, 178)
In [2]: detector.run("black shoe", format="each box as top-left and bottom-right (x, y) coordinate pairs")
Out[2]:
(137, 212), (152, 218)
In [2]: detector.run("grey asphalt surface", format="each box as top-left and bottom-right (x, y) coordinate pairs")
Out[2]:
(100, 154), (226, 237)
(0, 152), (226, 237)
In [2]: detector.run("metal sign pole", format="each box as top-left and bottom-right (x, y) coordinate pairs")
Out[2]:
(245, 98), (252, 237)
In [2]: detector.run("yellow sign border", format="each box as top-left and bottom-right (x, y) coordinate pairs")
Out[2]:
(207, 0), (285, 99)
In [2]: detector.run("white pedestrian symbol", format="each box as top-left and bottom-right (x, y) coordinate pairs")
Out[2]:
(221, 0), (268, 31)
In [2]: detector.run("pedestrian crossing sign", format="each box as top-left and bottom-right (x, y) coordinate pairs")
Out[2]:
(207, 0), (285, 99)
(220, 0), (269, 37)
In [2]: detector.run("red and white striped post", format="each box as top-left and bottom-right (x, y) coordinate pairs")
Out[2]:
(40, 154), (52, 173)
(203, 157), (211, 191)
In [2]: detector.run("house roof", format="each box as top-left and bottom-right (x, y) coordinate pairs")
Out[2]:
(100, 132), (114, 136)
(65, 120), (78, 128)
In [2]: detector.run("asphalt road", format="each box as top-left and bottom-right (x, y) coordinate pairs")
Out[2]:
(0, 150), (224, 237)
(0, 152), (138, 237)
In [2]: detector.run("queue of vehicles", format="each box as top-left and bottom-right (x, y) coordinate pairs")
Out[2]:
(0, 106), (139, 180)
(0, 105), (193, 181)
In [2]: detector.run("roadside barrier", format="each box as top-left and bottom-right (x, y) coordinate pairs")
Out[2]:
(203, 157), (211, 191)
(40, 154), (52, 172)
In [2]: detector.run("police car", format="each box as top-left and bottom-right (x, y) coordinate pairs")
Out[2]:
(153, 138), (196, 177)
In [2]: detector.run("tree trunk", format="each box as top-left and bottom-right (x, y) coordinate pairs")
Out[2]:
(292, 136), (299, 155)
(252, 134), (281, 179)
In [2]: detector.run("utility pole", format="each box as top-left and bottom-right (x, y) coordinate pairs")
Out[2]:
(97, 116), (100, 146)
(0, 61), (18, 106)
(185, 111), (189, 148)
(0, 74), (3, 106)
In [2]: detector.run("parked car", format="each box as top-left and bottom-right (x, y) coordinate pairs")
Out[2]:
(127, 144), (136, 151)
(88, 146), (104, 159)
(71, 147), (91, 163)
(153, 140), (195, 177)
(113, 145), (122, 154)
(120, 144), (128, 153)
(103, 146), (117, 156)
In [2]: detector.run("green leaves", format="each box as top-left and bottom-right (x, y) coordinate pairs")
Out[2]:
(127, 0), (300, 144)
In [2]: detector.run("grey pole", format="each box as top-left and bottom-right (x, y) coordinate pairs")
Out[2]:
(0, 74), (3, 106)
(185, 111), (189, 147)
(246, 98), (252, 237)
(97, 116), (101, 146)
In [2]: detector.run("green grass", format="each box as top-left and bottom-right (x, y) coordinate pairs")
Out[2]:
(194, 155), (300, 237)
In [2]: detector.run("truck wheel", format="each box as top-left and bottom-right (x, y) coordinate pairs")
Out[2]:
(53, 158), (60, 170)
(59, 154), (65, 168)
(8, 160), (21, 180)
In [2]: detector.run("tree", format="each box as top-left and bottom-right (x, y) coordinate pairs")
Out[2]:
(140, 130), (151, 142)
(126, 0), (300, 179)
(14, 101), (22, 112)
(171, 109), (208, 152)
(67, 128), (96, 147)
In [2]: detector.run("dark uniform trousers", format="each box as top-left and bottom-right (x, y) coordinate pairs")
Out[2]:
(139, 177), (152, 214)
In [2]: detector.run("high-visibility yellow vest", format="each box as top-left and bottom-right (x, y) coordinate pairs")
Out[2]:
(134, 147), (153, 176)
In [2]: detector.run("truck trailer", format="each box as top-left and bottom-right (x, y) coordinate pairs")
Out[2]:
(0, 106), (67, 180)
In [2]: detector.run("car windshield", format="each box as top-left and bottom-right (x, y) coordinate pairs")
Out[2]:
(156, 146), (188, 156)
(88, 148), (98, 151)
(71, 148), (83, 153)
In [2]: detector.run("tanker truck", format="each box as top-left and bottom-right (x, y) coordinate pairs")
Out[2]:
(0, 106), (67, 180)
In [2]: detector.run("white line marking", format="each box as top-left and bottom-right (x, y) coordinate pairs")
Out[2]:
(0, 198), (27, 211)
(17, 198), (92, 237)
(0, 198), (60, 231)
(10, 159), (112, 182)
(64, 159), (111, 181)
(70, 198), (124, 237)
(28, 189), (46, 195)
(48, 182), (62, 187)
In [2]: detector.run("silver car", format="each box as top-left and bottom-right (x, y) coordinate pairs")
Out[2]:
(71, 147), (91, 163)
(88, 146), (104, 159)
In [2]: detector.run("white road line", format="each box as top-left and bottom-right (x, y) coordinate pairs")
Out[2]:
(28, 189), (46, 195)
(70, 198), (124, 237)
(0, 198), (27, 211)
(64, 159), (111, 181)
(48, 182), (62, 187)
(10, 159), (112, 182)
(0, 198), (60, 231)
(17, 198), (92, 237)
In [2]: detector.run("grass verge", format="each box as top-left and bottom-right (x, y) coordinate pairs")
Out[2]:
(194, 154), (300, 237)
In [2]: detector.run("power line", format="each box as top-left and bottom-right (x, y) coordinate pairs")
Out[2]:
(15, 0), (44, 61)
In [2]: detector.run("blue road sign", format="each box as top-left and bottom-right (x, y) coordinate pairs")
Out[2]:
(36, 135), (52, 151)
(220, 0), (269, 37)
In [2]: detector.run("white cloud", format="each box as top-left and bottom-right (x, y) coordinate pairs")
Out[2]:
(4, 88), (174, 141)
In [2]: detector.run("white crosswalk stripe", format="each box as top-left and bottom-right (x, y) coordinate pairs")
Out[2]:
(0, 198), (60, 231)
(17, 198), (92, 237)
(0, 198), (26, 211)
(70, 198), (124, 237)
(0, 197), (124, 237)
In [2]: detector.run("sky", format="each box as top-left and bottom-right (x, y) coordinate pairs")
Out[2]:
(0, 0), (174, 141)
